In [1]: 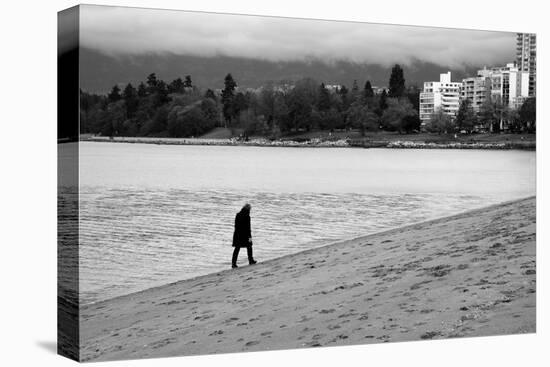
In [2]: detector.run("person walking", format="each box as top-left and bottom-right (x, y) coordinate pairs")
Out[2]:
(231, 203), (257, 268)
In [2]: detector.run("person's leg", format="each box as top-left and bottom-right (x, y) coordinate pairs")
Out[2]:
(246, 245), (256, 264)
(232, 246), (240, 267)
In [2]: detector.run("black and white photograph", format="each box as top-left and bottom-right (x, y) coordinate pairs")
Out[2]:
(5, 0), (545, 365)
(55, 4), (539, 363)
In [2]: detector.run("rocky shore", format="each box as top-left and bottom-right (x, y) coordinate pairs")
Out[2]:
(80, 135), (535, 150)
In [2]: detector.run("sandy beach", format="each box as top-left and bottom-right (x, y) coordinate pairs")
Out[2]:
(80, 197), (536, 362)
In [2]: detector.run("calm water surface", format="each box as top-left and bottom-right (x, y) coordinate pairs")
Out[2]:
(61, 142), (535, 304)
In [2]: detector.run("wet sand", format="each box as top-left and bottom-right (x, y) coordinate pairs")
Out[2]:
(80, 197), (536, 362)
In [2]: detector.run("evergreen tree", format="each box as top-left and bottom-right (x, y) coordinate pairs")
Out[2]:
(146, 73), (159, 93)
(137, 82), (148, 97)
(168, 77), (185, 94)
(153, 80), (170, 107)
(122, 83), (138, 118)
(388, 64), (406, 98)
(221, 73), (237, 125)
(184, 75), (193, 88)
(107, 85), (121, 103)
(363, 80), (374, 99)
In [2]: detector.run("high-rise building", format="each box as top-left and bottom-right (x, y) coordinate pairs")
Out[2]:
(516, 33), (536, 97)
(487, 63), (529, 109)
(461, 73), (490, 113)
(419, 72), (462, 124)
(461, 63), (529, 113)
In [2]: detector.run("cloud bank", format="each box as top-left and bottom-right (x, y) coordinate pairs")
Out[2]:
(80, 5), (516, 69)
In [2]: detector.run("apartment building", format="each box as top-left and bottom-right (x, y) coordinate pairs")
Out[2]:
(419, 72), (462, 124)
(516, 33), (536, 97)
(487, 63), (529, 109)
(461, 74), (489, 113)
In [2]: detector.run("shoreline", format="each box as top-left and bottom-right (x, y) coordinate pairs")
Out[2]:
(79, 135), (536, 150)
(80, 197), (536, 361)
(82, 196), (534, 308)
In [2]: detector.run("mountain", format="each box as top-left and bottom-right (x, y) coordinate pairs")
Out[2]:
(79, 48), (480, 94)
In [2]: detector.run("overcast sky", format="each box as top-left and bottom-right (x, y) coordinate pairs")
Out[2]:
(80, 5), (516, 69)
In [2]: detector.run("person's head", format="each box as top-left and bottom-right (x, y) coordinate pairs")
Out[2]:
(241, 203), (251, 214)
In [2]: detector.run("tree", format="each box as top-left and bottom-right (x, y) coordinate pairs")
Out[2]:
(311, 108), (341, 130)
(381, 98), (418, 133)
(221, 73), (237, 126)
(167, 105), (212, 137)
(518, 97), (536, 132)
(479, 96), (505, 132)
(405, 85), (421, 113)
(240, 110), (269, 136)
(339, 85), (350, 110)
(152, 80), (170, 107)
(285, 78), (318, 131)
(272, 92), (289, 132)
(134, 95), (156, 131)
(425, 108), (454, 134)
(362, 80), (374, 106)
(455, 99), (477, 133)
(347, 102), (379, 134)
(143, 105), (169, 135)
(507, 108), (522, 133)
(204, 89), (217, 101)
(478, 99), (496, 132)
(318, 83), (331, 111)
(100, 100), (125, 136)
(184, 75), (193, 88)
(80, 90), (105, 133)
(257, 84), (276, 125)
(201, 97), (220, 125)
(146, 73), (159, 93)
(377, 89), (388, 116)
(137, 82), (148, 97)
(401, 114), (422, 133)
(122, 83), (139, 119)
(107, 85), (121, 103)
(168, 78), (185, 94)
(350, 79), (360, 103)
(233, 92), (249, 119)
(388, 64), (406, 98)
(494, 97), (508, 132)
(257, 85), (288, 131)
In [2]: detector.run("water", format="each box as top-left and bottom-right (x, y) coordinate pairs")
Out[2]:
(60, 142), (535, 304)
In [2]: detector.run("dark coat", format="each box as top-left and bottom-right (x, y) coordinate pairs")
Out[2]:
(232, 210), (251, 247)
